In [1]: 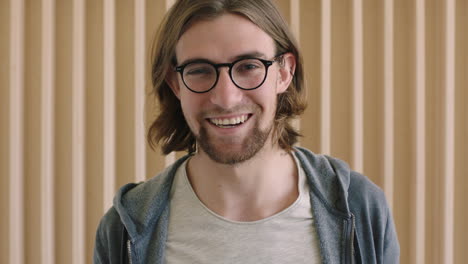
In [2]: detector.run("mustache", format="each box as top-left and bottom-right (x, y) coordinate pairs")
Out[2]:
(199, 104), (260, 118)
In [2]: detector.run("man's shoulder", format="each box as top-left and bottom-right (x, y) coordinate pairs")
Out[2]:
(96, 206), (124, 237)
(294, 146), (390, 213)
(348, 171), (386, 199)
(94, 205), (125, 263)
(346, 168), (393, 234)
(348, 171), (390, 213)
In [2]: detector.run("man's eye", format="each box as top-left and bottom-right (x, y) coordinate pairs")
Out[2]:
(237, 62), (261, 72)
(242, 64), (259, 70)
(186, 67), (212, 75)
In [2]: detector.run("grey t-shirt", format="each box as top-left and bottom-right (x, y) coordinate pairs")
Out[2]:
(165, 156), (321, 264)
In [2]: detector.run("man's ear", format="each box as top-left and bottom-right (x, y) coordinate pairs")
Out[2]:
(276, 52), (296, 94)
(166, 70), (181, 99)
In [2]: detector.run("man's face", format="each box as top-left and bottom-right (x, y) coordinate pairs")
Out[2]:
(169, 13), (290, 164)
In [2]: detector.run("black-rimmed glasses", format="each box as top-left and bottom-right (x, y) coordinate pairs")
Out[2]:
(174, 55), (282, 93)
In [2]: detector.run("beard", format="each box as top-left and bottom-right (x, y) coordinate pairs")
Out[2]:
(196, 120), (272, 165)
(193, 104), (274, 165)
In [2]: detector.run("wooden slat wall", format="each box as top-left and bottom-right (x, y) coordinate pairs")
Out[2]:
(1, 0), (467, 263)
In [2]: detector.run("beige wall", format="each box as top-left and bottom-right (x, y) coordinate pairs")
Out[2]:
(1, 0), (467, 263)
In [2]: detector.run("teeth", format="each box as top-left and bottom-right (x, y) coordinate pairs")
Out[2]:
(210, 115), (249, 127)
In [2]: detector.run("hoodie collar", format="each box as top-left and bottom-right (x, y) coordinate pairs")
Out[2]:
(113, 147), (352, 241)
(113, 155), (191, 241)
(293, 147), (352, 216)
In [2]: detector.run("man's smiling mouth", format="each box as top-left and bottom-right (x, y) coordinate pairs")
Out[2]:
(207, 114), (251, 128)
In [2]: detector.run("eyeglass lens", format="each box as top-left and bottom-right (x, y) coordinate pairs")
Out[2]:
(182, 59), (267, 92)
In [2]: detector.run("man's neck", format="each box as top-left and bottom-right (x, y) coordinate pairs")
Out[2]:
(186, 145), (299, 222)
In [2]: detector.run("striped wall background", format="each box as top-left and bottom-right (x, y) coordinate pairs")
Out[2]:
(0, 0), (466, 263)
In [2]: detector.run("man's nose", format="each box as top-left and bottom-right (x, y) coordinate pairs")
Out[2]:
(209, 69), (243, 108)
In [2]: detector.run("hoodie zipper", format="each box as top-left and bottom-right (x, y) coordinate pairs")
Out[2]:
(347, 214), (356, 264)
(350, 214), (356, 263)
(127, 240), (133, 264)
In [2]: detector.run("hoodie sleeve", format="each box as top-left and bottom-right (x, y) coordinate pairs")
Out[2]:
(94, 219), (109, 264)
(93, 207), (126, 264)
(348, 171), (400, 263)
(383, 206), (400, 263)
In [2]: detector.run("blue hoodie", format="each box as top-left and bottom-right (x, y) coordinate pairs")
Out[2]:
(94, 147), (400, 263)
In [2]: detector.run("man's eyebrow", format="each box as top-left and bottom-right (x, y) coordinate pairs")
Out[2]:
(177, 57), (211, 67)
(231, 51), (267, 61)
(178, 51), (268, 66)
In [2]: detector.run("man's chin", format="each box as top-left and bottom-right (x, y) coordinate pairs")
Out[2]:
(196, 125), (270, 165)
(204, 147), (258, 165)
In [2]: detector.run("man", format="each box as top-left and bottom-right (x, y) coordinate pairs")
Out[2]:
(94, 0), (400, 263)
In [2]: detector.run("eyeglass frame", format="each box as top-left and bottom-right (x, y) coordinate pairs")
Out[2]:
(174, 54), (284, 94)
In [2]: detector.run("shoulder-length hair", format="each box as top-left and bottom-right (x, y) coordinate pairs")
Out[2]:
(147, 0), (307, 154)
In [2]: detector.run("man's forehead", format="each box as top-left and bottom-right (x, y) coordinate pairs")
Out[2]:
(174, 13), (276, 64)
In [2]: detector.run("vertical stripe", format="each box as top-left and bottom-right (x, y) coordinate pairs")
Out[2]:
(320, 0), (331, 155)
(414, 0), (426, 262)
(166, 0), (175, 8)
(103, 0), (116, 211)
(352, 0), (364, 172)
(290, 0), (301, 135)
(9, 0), (25, 263)
(41, 0), (55, 263)
(135, 0), (146, 182)
(290, 0), (300, 43)
(165, 0), (176, 167)
(72, 0), (86, 263)
(383, 0), (395, 209)
(443, 0), (456, 263)
(165, 152), (176, 167)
